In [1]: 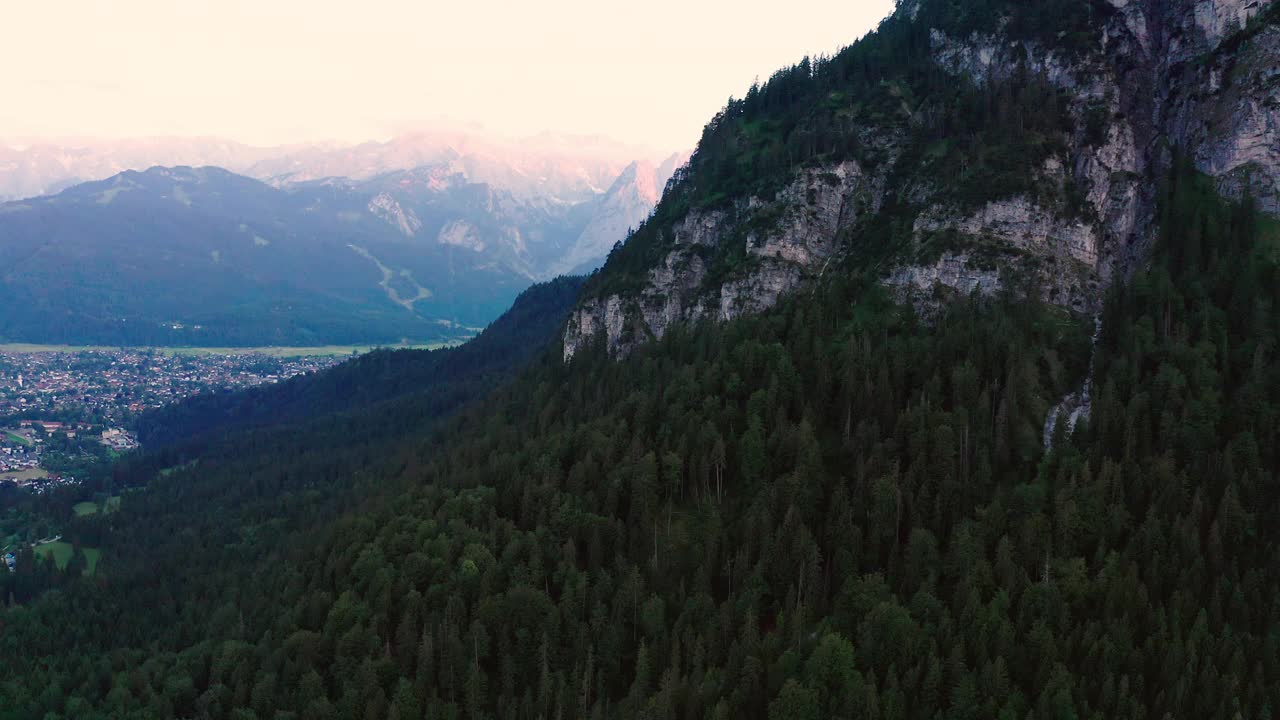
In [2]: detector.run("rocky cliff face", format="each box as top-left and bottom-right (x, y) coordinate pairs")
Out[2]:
(564, 159), (891, 359)
(565, 0), (1280, 360)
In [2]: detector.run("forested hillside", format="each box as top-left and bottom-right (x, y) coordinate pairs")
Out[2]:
(2, 0), (1279, 717)
(1, 158), (1277, 719)
(133, 276), (585, 448)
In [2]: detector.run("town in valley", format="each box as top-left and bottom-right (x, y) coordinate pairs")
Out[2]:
(1, 347), (343, 484)
(1, 347), (346, 572)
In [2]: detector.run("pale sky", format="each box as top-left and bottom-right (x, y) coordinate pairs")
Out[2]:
(1, 0), (895, 151)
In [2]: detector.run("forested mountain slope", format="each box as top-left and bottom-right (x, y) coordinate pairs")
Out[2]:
(133, 276), (584, 447)
(0, 1), (1278, 719)
(3, 161), (1277, 720)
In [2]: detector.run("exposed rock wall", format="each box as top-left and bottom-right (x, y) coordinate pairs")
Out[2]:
(1167, 24), (1280, 212)
(564, 161), (882, 358)
(368, 193), (423, 237)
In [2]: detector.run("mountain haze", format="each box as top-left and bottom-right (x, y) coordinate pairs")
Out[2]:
(0, 137), (286, 202)
(244, 128), (666, 202)
(0, 128), (673, 205)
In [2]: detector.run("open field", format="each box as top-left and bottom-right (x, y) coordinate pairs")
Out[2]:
(4, 431), (31, 446)
(0, 467), (49, 482)
(159, 461), (198, 478)
(34, 541), (101, 574)
(73, 496), (121, 517)
(0, 342), (463, 357)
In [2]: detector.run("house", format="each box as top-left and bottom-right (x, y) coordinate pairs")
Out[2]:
(3, 553), (15, 573)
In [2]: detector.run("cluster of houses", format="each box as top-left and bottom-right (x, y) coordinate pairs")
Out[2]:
(8, 421), (140, 450)
(0, 446), (40, 473)
(0, 348), (340, 426)
(101, 428), (139, 452)
(15, 419), (91, 438)
(0, 427), (40, 476)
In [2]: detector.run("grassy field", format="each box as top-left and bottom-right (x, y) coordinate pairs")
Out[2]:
(34, 541), (101, 575)
(158, 461), (198, 478)
(0, 342), (461, 357)
(72, 496), (122, 517)
(4, 431), (31, 446)
(0, 467), (48, 482)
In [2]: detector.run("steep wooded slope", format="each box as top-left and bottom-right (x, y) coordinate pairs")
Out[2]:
(1, 3), (1279, 719)
(133, 276), (584, 446)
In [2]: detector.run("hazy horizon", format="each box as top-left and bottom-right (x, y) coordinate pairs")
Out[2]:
(3, 0), (894, 152)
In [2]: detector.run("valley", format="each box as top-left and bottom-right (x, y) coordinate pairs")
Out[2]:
(0, 346), (344, 426)
(0, 345), (360, 591)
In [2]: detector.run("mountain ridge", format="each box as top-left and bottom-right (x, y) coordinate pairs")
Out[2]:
(0, 165), (531, 345)
(0, 128), (678, 205)
(0, 148), (686, 345)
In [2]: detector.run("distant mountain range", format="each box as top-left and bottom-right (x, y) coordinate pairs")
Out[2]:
(0, 137), (283, 202)
(0, 130), (677, 204)
(0, 130), (685, 346)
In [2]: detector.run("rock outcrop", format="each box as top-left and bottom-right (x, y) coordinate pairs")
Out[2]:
(368, 192), (423, 237)
(564, 160), (888, 359)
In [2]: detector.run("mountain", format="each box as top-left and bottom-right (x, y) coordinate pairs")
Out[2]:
(564, 0), (1280, 359)
(243, 127), (665, 202)
(286, 164), (601, 281)
(0, 166), (541, 345)
(0, 129), (666, 206)
(0, 154), (682, 346)
(4, 2), (1280, 719)
(0, 137), (286, 202)
(0, 131), (682, 345)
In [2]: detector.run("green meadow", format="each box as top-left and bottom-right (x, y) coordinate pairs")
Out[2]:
(73, 496), (123, 517)
(34, 542), (101, 575)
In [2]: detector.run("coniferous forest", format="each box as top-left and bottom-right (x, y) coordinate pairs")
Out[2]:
(1, 155), (1278, 719)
